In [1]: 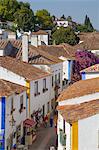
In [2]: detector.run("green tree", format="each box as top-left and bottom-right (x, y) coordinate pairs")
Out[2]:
(52, 27), (79, 45)
(35, 9), (54, 29)
(84, 15), (94, 32)
(60, 14), (66, 20)
(66, 16), (72, 22)
(0, 0), (35, 31)
(14, 6), (34, 32)
(0, 0), (19, 21)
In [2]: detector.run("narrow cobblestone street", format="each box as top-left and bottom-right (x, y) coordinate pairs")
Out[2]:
(29, 125), (57, 150)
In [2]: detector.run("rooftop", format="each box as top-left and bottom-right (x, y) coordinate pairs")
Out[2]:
(39, 44), (76, 60)
(81, 64), (99, 73)
(0, 56), (50, 81)
(58, 77), (99, 101)
(74, 32), (99, 50)
(57, 99), (99, 123)
(32, 30), (48, 35)
(28, 45), (63, 65)
(0, 40), (9, 50)
(0, 79), (27, 98)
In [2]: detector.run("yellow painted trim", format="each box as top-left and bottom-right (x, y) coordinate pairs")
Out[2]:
(26, 81), (30, 117)
(72, 122), (78, 150)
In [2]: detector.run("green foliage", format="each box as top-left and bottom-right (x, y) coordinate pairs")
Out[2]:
(66, 16), (72, 22)
(60, 14), (66, 20)
(76, 15), (94, 32)
(84, 15), (94, 32)
(35, 9), (54, 29)
(14, 7), (34, 32)
(52, 27), (79, 45)
(0, 0), (34, 31)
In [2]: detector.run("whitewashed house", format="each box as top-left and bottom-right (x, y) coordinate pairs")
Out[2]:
(55, 20), (69, 29)
(39, 45), (75, 86)
(31, 30), (48, 47)
(80, 64), (99, 80)
(0, 56), (51, 119)
(28, 45), (63, 102)
(8, 31), (16, 40)
(57, 77), (99, 150)
(0, 79), (27, 150)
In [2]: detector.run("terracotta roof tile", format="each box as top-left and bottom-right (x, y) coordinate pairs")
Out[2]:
(0, 56), (50, 81)
(57, 99), (99, 123)
(74, 32), (99, 50)
(0, 40), (9, 50)
(0, 79), (27, 97)
(81, 64), (99, 73)
(58, 77), (99, 101)
(32, 30), (48, 35)
(39, 45), (76, 60)
(28, 45), (63, 65)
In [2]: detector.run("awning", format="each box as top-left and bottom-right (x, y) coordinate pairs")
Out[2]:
(23, 119), (36, 128)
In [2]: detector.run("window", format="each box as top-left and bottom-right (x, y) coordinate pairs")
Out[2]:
(58, 73), (60, 84)
(11, 98), (14, 113)
(43, 79), (46, 89)
(43, 79), (48, 93)
(55, 74), (57, 84)
(34, 81), (40, 96)
(11, 98), (15, 114)
(63, 120), (65, 133)
(52, 76), (54, 87)
(20, 95), (23, 110)
(47, 102), (50, 113)
(34, 81), (38, 95)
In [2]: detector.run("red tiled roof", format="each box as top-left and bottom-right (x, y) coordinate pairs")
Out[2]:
(81, 64), (99, 73)
(0, 40), (9, 49)
(0, 56), (50, 81)
(57, 77), (99, 101)
(32, 30), (48, 35)
(39, 44), (76, 60)
(57, 99), (99, 123)
(0, 79), (27, 97)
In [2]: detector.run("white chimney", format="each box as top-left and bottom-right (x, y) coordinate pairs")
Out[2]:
(31, 35), (38, 47)
(22, 34), (29, 62)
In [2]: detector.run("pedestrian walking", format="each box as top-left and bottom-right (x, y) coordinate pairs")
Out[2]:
(50, 116), (53, 127)
(44, 114), (48, 127)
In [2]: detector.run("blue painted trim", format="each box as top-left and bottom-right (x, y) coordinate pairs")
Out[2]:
(1, 97), (6, 130)
(81, 72), (86, 80)
(0, 97), (6, 150)
(68, 60), (71, 81)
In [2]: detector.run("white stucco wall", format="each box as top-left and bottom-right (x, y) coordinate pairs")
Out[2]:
(78, 114), (99, 150)
(31, 34), (48, 46)
(0, 67), (26, 86)
(59, 92), (99, 106)
(90, 50), (99, 55)
(30, 76), (51, 115)
(0, 50), (4, 56)
(5, 91), (27, 149)
(56, 21), (68, 28)
(85, 73), (99, 79)
(38, 35), (48, 45)
(8, 34), (16, 40)
(59, 56), (73, 81)
(57, 113), (71, 150)
(33, 62), (63, 100)
(50, 63), (63, 97)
